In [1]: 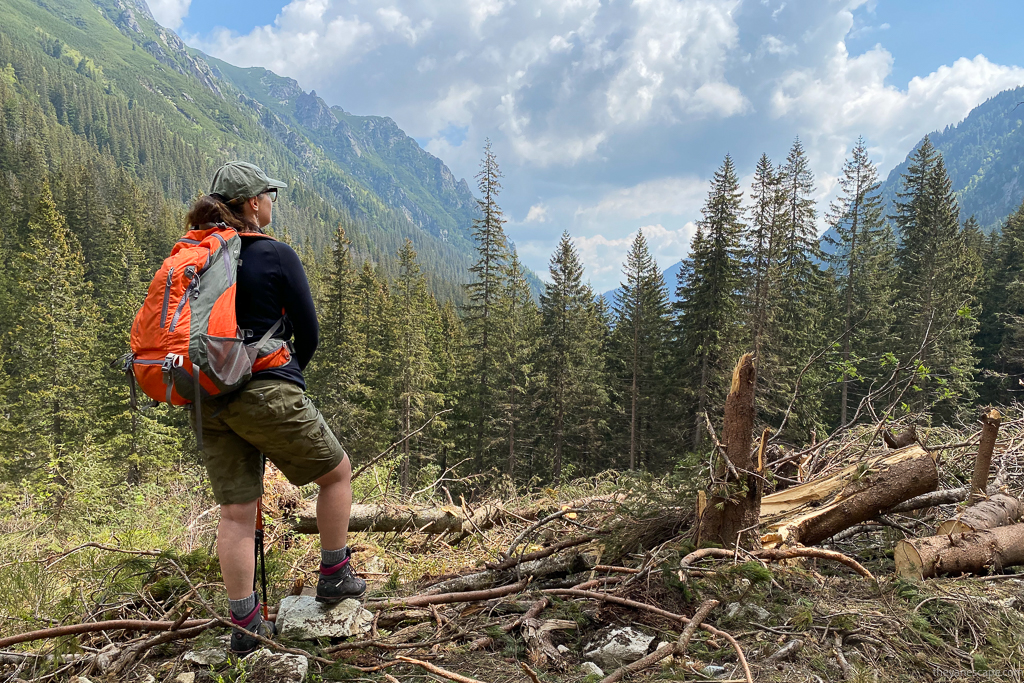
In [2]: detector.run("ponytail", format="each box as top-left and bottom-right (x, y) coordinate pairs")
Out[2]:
(185, 193), (261, 233)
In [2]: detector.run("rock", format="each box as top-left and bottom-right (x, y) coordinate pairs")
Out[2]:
(724, 602), (771, 623)
(69, 678), (95, 683)
(701, 665), (726, 677)
(244, 648), (308, 683)
(583, 626), (655, 670)
(557, 644), (570, 654)
(767, 638), (804, 662)
(93, 644), (121, 673)
(174, 674), (195, 683)
(140, 677), (156, 683)
(580, 661), (605, 677)
(184, 648), (228, 668)
(276, 596), (373, 640)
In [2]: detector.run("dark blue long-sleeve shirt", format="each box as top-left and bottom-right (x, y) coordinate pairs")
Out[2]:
(236, 236), (319, 389)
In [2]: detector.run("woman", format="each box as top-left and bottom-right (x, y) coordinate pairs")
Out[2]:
(188, 161), (365, 655)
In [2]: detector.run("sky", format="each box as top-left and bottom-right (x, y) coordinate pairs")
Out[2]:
(149, 0), (1024, 292)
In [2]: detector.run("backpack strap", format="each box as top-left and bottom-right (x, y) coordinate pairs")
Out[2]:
(193, 364), (204, 453)
(251, 317), (285, 355)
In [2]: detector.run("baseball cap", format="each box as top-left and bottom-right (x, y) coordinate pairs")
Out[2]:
(210, 161), (287, 201)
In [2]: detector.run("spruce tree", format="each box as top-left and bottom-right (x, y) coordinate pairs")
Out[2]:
(824, 138), (896, 425)
(493, 247), (539, 479)
(538, 233), (607, 482)
(894, 138), (981, 413)
(4, 181), (100, 487)
(392, 240), (438, 493)
(675, 155), (746, 449)
(977, 203), (1024, 402)
(463, 140), (509, 473)
(612, 230), (670, 470)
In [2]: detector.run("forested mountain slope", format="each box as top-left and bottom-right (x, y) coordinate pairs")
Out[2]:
(0, 0), (484, 299)
(879, 84), (1024, 231)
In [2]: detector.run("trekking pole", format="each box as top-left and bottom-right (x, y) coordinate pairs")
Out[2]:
(254, 454), (269, 620)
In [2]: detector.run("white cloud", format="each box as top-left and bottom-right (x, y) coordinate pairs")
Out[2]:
(771, 46), (1024, 172)
(575, 223), (695, 287)
(576, 177), (708, 224)
(148, 0), (191, 29)
(524, 205), (549, 222)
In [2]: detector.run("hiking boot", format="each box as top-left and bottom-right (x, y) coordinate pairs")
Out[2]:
(229, 603), (276, 656)
(316, 547), (366, 604)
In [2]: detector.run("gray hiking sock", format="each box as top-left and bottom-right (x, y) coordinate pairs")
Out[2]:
(229, 591), (259, 621)
(321, 546), (348, 568)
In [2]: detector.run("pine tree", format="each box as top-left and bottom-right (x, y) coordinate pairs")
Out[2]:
(894, 138), (981, 413)
(824, 138), (896, 425)
(463, 140), (509, 473)
(538, 233), (608, 482)
(977, 203), (1024, 402)
(745, 153), (786, 405)
(772, 139), (826, 436)
(4, 181), (100, 486)
(392, 240), (438, 493)
(675, 155), (746, 449)
(612, 230), (671, 470)
(493, 247), (540, 479)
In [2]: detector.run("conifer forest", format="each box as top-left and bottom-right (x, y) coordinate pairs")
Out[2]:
(3, 2), (1024, 682)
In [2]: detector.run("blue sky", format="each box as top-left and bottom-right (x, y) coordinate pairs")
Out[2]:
(148, 0), (1024, 292)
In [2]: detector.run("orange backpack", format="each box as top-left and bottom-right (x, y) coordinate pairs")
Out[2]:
(124, 223), (291, 446)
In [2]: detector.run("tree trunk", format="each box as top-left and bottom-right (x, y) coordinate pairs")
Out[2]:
(936, 494), (1021, 535)
(970, 408), (1001, 504)
(895, 523), (1024, 580)
(697, 353), (760, 549)
(761, 445), (937, 547)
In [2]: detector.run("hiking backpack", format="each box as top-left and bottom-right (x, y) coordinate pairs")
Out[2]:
(124, 223), (291, 445)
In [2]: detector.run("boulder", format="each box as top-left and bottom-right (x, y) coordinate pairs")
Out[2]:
(184, 648), (229, 668)
(276, 596), (372, 640)
(244, 648), (308, 683)
(583, 626), (655, 670)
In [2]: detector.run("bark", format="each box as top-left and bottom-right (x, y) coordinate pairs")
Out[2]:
(894, 523), (1024, 580)
(936, 494), (1021, 535)
(290, 495), (617, 534)
(697, 353), (761, 549)
(970, 408), (1001, 504)
(761, 445), (937, 546)
(424, 552), (593, 595)
(0, 619), (215, 649)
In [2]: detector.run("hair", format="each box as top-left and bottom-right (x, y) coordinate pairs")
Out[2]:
(185, 193), (262, 233)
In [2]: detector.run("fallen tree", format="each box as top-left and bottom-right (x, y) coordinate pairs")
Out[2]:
(936, 494), (1022, 535)
(894, 523), (1024, 580)
(760, 445), (938, 546)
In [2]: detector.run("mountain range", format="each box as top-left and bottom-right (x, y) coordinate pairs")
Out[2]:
(3, 0), (539, 300)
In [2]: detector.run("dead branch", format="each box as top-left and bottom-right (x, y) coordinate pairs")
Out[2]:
(520, 661), (542, 683)
(368, 580), (529, 610)
(599, 599), (719, 683)
(0, 619), (215, 649)
(680, 546), (874, 580)
(107, 620), (213, 676)
(352, 409), (452, 482)
(970, 409), (1002, 504)
(469, 597), (549, 651)
(542, 589), (752, 683)
(396, 655), (487, 683)
(486, 535), (593, 571)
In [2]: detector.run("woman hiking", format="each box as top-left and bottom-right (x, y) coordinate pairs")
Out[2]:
(188, 161), (365, 655)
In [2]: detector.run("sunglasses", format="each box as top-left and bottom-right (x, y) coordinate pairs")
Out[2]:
(260, 188), (279, 203)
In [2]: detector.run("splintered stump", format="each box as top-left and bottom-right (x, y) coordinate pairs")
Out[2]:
(936, 494), (1022, 535)
(760, 445), (938, 547)
(697, 353), (761, 549)
(970, 408), (1001, 504)
(895, 523), (1024, 580)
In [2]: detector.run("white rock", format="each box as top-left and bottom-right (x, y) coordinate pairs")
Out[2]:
(580, 661), (605, 677)
(69, 678), (95, 683)
(244, 648), (309, 683)
(140, 676), (157, 683)
(276, 596), (373, 640)
(184, 648), (229, 668)
(93, 644), (121, 673)
(174, 674), (195, 683)
(724, 602), (770, 623)
(557, 644), (570, 654)
(583, 626), (655, 670)
(701, 665), (726, 677)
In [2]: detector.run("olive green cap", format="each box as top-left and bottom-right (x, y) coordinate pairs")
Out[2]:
(210, 161), (287, 201)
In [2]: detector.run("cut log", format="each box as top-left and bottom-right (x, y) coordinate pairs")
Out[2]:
(760, 445), (938, 547)
(936, 494), (1021, 535)
(697, 353), (761, 550)
(970, 409), (1001, 504)
(894, 523), (1024, 580)
(424, 553), (594, 595)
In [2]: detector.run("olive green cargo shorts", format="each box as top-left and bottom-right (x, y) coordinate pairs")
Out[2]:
(193, 379), (346, 505)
